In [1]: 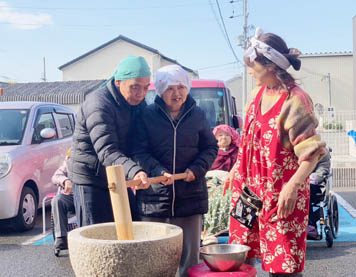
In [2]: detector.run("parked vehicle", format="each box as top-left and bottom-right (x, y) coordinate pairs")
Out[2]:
(0, 102), (75, 231)
(147, 79), (241, 130)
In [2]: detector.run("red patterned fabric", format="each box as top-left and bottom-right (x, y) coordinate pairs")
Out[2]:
(229, 86), (310, 274)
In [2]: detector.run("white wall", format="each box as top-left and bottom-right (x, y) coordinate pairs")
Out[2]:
(227, 53), (354, 113)
(354, 16), (356, 107)
(296, 54), (353, 111)
(226, 75), (243, 114)
(62, 41), (154, 81)
(61, 40), (197, 81)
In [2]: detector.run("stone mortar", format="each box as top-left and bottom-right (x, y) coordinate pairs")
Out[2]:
(68, 222), (183, 277)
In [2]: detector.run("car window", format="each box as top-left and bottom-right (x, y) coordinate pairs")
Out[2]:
(56, 113), (73, 138)
(33, 113), (57, 142)
(0, 109), (29, 145)
(69, 114), (75, 130)
(190, 88), (227, 128)
(147, 88), (227, 128)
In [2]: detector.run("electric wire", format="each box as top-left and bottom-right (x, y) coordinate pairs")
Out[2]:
(214, 0), (241, 65)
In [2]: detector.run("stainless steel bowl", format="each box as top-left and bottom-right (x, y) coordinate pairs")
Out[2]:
(200, 244), (251, 272)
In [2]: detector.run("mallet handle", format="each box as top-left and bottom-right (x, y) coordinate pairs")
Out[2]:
(106, 165), (134, 240)
(126, 173), (188, 187)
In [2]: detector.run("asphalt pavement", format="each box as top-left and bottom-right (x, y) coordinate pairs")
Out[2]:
(0, 191), (356, 277)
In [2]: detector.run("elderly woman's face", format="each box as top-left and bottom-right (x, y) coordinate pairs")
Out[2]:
(216, 130), (232, 149)
(162, 84), (188, 112)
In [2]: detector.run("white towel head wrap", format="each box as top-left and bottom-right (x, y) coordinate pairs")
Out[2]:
(244, 27), (291, 70)
(154, 64), (191, 96)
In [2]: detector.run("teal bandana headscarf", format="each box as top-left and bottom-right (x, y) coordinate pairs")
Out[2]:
(100, 55), (151, 87)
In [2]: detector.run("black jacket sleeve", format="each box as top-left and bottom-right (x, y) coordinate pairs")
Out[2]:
(133, 117), (168, 177)
(83, 97), (142, 179)
(188, 112), (218, 179)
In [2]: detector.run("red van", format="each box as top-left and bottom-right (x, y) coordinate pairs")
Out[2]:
(147, 79), (241, 129)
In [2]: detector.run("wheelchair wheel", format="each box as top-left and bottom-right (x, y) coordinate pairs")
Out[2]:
(325, 227), (333, 248)
(328, 195), (339, 239)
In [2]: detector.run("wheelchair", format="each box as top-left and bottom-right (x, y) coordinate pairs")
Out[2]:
(307, 171), (339, 247)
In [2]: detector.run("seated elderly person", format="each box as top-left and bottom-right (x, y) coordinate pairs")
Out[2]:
(309, 147), (331, 185)
(308, 147), (331, 238)
(133, 64), (218, 277)
(202, 125), (241, 245)
(51, 148), (75, 253)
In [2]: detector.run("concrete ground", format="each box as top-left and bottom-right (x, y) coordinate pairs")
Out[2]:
(1, 154), (355, 277)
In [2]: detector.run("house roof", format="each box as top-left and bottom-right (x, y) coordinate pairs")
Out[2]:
(58, 35), (196, 74)
(300, 51), (352, 58)
(0, 80), (104, 104)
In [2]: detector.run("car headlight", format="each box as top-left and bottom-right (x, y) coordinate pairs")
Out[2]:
(0, 153), (12, 178)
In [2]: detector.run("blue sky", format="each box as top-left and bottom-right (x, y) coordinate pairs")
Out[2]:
(1, 0), (355, 83)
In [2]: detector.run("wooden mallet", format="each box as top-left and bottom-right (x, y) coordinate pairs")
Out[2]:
(106, 165), (187, 240)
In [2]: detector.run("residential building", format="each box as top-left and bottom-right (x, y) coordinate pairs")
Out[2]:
(58, 35), (198, 81)
(227, 52), (354, 114)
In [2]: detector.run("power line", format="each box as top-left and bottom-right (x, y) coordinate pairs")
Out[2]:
(2, 3), (211, 11)
(214, 0), (241, 65)
(208, 0), (227, 44)
(0, 22), (114, 27)
(197, 61), (240, 70)
(0, 75), (14, 81)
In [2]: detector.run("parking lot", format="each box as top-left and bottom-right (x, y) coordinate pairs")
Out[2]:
(0, 190), (355, 277)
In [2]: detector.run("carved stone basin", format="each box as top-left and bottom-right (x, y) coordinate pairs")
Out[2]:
(68, 222), (183, 277)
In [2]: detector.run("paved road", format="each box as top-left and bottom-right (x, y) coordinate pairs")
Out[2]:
(0, 192), (356, 277)
(337, 191), (356, 210)
(0, 205), (52, 245)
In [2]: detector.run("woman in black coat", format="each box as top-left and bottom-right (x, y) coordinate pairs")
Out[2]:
(133, 64), (218, 276)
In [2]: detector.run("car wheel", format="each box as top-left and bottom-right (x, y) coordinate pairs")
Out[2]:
(12, 187), (38, 231)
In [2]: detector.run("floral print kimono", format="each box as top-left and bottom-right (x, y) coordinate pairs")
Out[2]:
(229, 85), (325, 274)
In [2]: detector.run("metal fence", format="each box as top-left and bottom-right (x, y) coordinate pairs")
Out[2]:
(316, 109), (356, 189)
(316, 109), (356, 156)
(333, 168), (356, 189)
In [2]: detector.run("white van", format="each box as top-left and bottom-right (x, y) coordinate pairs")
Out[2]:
(0, 102), (75, 231)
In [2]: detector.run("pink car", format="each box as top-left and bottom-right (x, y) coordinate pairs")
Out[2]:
(0, 101), (75, 231)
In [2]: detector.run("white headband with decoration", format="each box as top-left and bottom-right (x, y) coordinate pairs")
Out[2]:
(244, 27), (290, 70)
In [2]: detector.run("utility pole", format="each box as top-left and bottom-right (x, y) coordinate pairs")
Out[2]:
(322, 73), (332, 107)
(327, 73), (331, 107)
(242, 0), (248, 119)
(41, 57), (47, 82)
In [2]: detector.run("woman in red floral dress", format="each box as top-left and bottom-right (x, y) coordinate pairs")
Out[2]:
(228, 28), (326, 276)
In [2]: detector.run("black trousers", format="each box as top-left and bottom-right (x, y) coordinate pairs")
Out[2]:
(73, 184), (139, 227)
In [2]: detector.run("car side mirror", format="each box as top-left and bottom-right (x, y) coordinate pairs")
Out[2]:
(232, 115), (240, 129)
(40, 128), (56, 139)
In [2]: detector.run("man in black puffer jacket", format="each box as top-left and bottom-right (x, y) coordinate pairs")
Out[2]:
(69, 55), (151, 227)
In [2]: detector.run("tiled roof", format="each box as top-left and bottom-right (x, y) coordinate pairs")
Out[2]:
(0, 80), (104, 104)
(58, 35), (196, 74)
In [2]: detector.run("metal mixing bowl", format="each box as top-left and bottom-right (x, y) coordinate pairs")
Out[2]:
(200, 244), (251, 272)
